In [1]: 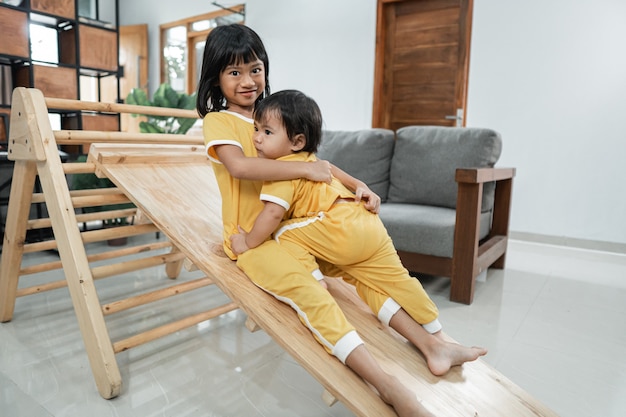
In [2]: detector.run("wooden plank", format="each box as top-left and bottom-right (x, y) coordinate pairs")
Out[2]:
(90, 143), (558, 417)
(0, 160), (37, 321)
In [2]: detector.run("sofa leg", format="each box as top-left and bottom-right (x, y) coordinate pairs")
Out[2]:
(492, 252), (507, 269)
(449, 268), (475, 305)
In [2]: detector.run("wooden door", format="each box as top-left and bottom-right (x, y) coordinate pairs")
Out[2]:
(372, 0), (473, 130)
(118, 24), (149, 132)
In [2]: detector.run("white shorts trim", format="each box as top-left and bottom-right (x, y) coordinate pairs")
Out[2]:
(378, 297), (401, 326)
(422, 318), (442, 334)
(333, 330), (364, 364)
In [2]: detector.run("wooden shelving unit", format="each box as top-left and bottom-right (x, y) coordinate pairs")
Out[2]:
(0, 0), (120, 248)
(0, 0), (120, 136)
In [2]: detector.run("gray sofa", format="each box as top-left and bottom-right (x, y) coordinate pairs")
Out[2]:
(317, 125), (515, 304)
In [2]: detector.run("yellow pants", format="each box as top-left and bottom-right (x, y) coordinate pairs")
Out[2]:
(236, 240), (362, 363)
(275, 201), (440, 330)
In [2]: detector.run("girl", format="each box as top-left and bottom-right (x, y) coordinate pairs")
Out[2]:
(196, 24), (483, 417)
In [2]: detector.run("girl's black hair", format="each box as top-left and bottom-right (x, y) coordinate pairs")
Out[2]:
(254, 90), (322, 154)
(196, 24), (271, 117)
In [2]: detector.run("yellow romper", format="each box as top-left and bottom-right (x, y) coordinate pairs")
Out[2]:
(203, 111), (363, 363)
(263, 152), (441, 332)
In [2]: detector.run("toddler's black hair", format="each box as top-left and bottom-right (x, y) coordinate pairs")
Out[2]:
(254, 90), (322, 153)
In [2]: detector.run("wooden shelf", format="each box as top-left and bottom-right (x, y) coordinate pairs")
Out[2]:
(81, 113), (120, 132)
(14, 64), (78, 100)
(31, 0), (75, 20)
(79, 24), (118, 71)
(0, 7), (29, 58)
(0, 0), (119, 129)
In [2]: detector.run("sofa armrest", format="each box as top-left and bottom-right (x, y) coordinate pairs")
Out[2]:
(456, 167), (516, 183)
(450, 167), (516, 303)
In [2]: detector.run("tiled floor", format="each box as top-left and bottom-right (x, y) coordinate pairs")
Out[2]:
(1, 237), (625, 417)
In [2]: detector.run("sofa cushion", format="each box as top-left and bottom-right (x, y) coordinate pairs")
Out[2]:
(317, 129), (395, 201)
(388, 126), (502, 210)
(379, 203), (492, 258)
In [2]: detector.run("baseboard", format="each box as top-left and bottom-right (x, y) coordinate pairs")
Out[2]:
(510, 231), (626, 255)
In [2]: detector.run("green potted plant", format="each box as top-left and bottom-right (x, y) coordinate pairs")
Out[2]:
(125, 83), (198, 134)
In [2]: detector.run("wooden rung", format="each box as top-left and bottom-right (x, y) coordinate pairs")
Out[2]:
(20, 259), (64, 276)
(112, 302), (239, 353)
(81, 223), (158, 243)
(22, 224), (159, 253)
(27, 208), (138, 230)
(71, 193), (131, 210)
(322, 389), (339, 407)
(31, 187), (127, 205)
(91, 251), (186, 280)
(183, 258), (198, 271)
(102, 276), (214, 315)
(45, 96), (200, 118)
(133, 208), (153, 225)
(63, 161), (97, 175)
(54, 130), (203, 146)
(16, 279), (68, 297)
(19, 240), (173, 276)
(16, 244), (182, 297)
(69, 188), (125, 197)
(244, 316), (261, 333)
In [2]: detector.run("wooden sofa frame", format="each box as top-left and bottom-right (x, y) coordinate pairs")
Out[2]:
(0, 88), (554, 417)
(397, 166), (515, 305)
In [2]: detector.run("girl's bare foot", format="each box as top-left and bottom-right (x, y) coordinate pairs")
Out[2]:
(425, 340), (487, 376)
(387, 309), (487, 377)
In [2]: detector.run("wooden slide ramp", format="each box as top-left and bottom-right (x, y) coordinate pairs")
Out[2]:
(89, 143), (558, 417)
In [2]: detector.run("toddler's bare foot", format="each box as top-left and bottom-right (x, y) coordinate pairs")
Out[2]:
(379, 377), (435, 417)
(426, 340), (487, 376)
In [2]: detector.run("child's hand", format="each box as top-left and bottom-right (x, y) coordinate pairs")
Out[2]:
(230, 225), (250, 255)
(307, 159), (332, 183)
(354, 185), (381, 214)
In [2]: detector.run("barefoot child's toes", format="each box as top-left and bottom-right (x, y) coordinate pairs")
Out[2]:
(427, 342), (488, 376)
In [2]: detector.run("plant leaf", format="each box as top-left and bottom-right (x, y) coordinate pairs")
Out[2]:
(177, 92), (197, 110)
(126, 88), (150, 108)
(153, 83), (179, 108)
(139, 121), (165, 134)
(176, 117), (197, 135)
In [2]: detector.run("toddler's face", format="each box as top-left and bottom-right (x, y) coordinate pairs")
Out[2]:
(253, 112), (296, 160)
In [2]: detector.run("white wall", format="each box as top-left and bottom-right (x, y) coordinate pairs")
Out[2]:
(467, 0), (626, 247)
(120, 0), (626, 248)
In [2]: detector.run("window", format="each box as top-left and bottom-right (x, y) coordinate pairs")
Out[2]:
(160, 5), (245, 94)
(30, 24), (59, 63)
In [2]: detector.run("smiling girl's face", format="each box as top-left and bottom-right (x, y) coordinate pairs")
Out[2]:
(219, 58), (266, 118)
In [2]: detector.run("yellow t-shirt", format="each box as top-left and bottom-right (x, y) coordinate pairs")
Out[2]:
(203, 110), (264, 259)
(260, 152), (355, 220)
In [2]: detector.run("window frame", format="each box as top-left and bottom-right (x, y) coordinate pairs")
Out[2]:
(159, 5), (245, 94)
